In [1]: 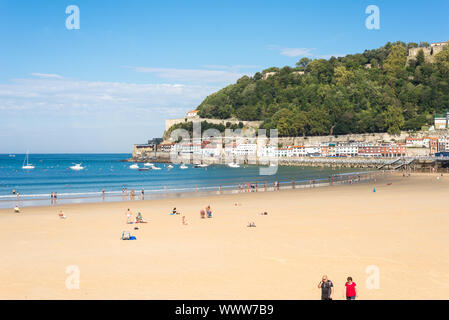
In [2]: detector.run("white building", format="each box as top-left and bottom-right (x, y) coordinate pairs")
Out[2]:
(287, 146), (306, 157)
(186, 110), (199, 118)
(335, 144), (358, 157)
(261, 145), (277, 157)
(235, 143), (257, 156)
(305, 146), (321, 156)
(202, 143), (221, 157)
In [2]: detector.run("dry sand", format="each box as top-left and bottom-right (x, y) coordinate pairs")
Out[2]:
(1, 172), (448, 300)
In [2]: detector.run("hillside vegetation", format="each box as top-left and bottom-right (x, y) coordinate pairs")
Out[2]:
(195, 41), (449, 136)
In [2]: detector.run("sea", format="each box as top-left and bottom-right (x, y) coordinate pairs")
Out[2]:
(0, 154), (369, 208)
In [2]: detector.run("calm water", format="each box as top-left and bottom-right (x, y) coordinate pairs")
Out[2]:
(0, 154), (368, 208)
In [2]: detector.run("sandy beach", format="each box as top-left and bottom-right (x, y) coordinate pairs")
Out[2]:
(1, 172), (448, 300)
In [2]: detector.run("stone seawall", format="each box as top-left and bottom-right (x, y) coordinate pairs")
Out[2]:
(165, 116), (263, 132)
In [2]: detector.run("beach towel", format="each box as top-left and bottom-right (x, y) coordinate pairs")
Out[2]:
(121, 231), (136, 240)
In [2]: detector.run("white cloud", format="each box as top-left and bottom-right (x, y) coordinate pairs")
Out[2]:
(279, 47), (315, 57)
(0, 76), (222, 152)
(30, 73), (64, 79)
(270, 45), (347, 60)
(126, 66), (251, 84)
(0, 77), (218, 118)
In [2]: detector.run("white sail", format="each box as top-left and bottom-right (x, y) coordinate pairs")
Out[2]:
(22, 151), (35, 170)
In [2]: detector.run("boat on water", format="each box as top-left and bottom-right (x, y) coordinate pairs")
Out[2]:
(227, 162), (240, 168)
(144, 163), (154, 167)
(151, 165), (162, 170)
(129, 164), (139, 169)
(180, 164), (188, 169)
(9, 154), (15, 158)
(167, 164), (174, 169)
(138, 167), (150, 171)
(22, 151), (35, 170)
(70, 163), (85, 171)
(194, 163), (209, 168)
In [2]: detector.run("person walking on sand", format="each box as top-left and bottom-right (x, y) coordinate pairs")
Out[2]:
(345, 277), (357, 300)
(318, 275), (333, 300)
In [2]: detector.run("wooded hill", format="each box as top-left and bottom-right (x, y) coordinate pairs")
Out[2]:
(194, 41), (449, 137)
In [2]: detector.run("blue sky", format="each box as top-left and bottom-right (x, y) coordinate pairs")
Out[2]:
(1, 0), (448, 153)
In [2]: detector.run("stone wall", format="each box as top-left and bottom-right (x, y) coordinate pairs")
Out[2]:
(407, 44), (446, 63)
(165, 117), (263, 132)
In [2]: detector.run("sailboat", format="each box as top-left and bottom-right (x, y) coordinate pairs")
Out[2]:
(180, 163), (188, 169)
(22, 151), (35, 170)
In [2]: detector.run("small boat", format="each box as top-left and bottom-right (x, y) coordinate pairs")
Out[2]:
(167, 164), (174, 169)
(9, 154), (15, 158)
(129, 164), (139, 169)
(227, 162), (240, 168)
(180, 164), (188, 169)
(150, 165), (161, 170)
(70, 163), (84, 171)
(144, 163), (154, 167)
(194, 163), (209, 168)
(22, 151), (35, 170)
(138, 167), (150, 171)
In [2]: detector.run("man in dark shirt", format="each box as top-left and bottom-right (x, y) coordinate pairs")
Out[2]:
(318, 275), (333, 300)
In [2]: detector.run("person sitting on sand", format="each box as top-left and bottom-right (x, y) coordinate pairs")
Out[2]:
(58, 210), (66, 219)
(126, 208), (133, 224)
(172, 207), (179, 215)
(260, 211), (268, 215)
(247, 222), (256, 227)
(136, 212), (146, 223)
(205, 205), (212, 218)
(200, 209), (206, 219)
(182, 215), (188, 225)
(14, 205), (20, 213)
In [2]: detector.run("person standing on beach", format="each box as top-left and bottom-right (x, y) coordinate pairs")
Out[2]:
(125, 208), (132, 224)
(318, 275), (333, 300)
(344, 277), (357, 300)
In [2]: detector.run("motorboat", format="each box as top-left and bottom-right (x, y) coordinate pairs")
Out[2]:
(70, 163), (84, 171)
(129, 164), (139, 169)
(227, 162), (240, 168)
(180, 164), (188, 169)
(194, 163), (209, 168)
